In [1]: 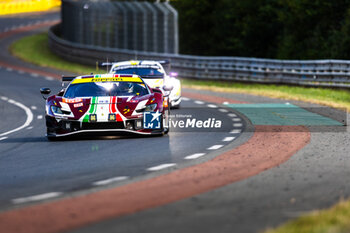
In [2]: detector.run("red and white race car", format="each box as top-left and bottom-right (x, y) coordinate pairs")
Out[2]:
(40, 74), (170, 140)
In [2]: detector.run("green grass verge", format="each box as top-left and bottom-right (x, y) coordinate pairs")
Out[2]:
(9, 32), (350, 232)
(182, 79), (350, 111)
(10, 32), (96, 74)
(265, 200), (350, 233)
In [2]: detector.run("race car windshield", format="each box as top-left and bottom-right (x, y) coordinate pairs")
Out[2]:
(113, 68), (164, 79)
(64, 82), (149, 98)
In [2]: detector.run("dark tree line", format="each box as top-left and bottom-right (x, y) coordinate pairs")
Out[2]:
(171, 0), (350, 59)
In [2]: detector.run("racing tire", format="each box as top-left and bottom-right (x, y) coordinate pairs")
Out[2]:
(171, 103), (180, 110)
(46, 127), (59, 141)
(47, 135), (59, 141)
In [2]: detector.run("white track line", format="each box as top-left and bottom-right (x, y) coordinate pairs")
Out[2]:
(30, 73), (39, 77)
(92, 176), (128, 186)
(207, 145), (224, 150)
(12, 192), (62, 204)
(219, 109), (228, 113)
(184, 153), (206, 160)
(37, 115), (43, 120)
(147, 163), (176, 171)
(223, 137), (236, 142)
(207, 104), (217, 108)
(0, 97), (33, 137)
(31, 106), (37, 110)
(232, 118), (241, 122)
(233, 123), (243, 127)
(45, 76), (54, 81)
(228, 113), (237, 117)
(0, 137), (8, 141)
(182, 97), (190, 101)
(194, 100), (204, 104)
(230, 129), (242, 134)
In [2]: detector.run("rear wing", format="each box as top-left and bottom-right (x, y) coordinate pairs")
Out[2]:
(62, 76), (76, 82)
(61, 76), (77, 88)
(158, 60), (170, 65)
(98, 62), (114, 67)
(97, 60), (170, 67)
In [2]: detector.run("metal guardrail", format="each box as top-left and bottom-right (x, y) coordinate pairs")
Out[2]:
(49, 24), (350, 88)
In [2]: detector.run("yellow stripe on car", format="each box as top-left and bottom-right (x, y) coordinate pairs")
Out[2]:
(72, 77), (143, 84)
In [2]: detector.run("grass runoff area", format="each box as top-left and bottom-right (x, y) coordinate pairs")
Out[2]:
(10, 32), (350, 232)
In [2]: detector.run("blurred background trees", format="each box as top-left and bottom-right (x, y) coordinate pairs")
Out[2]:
(171, 0), (350, 59)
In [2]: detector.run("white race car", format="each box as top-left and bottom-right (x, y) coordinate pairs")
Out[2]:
(102, 60), (182, 109)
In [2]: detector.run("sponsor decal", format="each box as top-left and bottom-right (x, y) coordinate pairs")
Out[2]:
(72, 77), (142, 84)
(98, 100), (109, 104)
(108, 114), (116, 121)
(89, 114), (97, 122)
(143, 111), (162, 129)
(74, 103), (83, 108)
(62, 98), (82, 103)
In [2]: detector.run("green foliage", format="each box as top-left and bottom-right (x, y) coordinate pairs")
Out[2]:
(10, 33), (95, 74)
(172, 0), (350, 59)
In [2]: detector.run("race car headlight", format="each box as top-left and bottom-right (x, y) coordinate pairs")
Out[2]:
(51, 106), (63, 115)
(144, 103), (157, 112)
(51, 106), (71, 115)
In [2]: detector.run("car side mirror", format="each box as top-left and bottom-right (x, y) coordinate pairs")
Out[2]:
(152, 88), (163, 94)
(40, 87), (51, 100)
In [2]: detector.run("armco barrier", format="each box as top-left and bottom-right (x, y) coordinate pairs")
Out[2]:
(60, 0), (178, 54)
(49, 24), (350, 88)
(0, 0), (60, 15)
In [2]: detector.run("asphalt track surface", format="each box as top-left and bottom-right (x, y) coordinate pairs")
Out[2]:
(0, 11), (349, 233)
